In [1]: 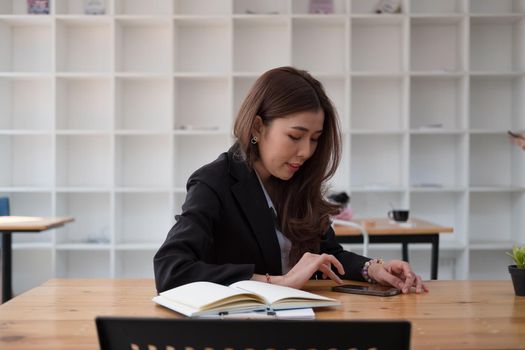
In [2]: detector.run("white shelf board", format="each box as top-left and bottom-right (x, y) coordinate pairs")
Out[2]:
(12, 243), (53, 250)
(115, 243), (160, 250)
(55, 244), (111, 250)
(469, 241), (518, 250)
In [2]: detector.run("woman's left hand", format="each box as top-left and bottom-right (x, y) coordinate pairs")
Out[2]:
(367, 259), (428, 294)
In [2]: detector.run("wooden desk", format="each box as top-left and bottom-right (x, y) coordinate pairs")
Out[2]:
(334, 218), (453, 280)
(0, 279), (523, 349)
(0, 216), (74, 302)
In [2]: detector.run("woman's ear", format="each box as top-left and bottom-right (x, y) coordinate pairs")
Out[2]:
(252, 115), (263, 138)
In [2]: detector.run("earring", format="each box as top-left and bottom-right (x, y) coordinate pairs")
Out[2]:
(251, 136), (258, 145)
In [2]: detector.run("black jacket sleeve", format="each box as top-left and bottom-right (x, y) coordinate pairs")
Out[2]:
(153, 181), (254, 293)
(320, 226), (370, 281)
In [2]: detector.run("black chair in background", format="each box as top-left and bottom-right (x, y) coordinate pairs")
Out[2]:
(96, 317), (411, 350)
(0, 197), (10, 302)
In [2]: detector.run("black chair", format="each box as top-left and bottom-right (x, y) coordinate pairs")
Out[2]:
(96, 317), (411, 350)
(0, 197), (10, 302)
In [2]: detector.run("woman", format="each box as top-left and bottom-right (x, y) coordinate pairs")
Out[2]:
(154, 67), (427, 294)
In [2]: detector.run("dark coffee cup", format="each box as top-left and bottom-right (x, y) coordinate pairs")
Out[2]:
(388, 210), (409, 222)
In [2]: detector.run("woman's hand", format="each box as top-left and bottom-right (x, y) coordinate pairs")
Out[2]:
(367, 259), (428, 294)
(275, 252), (345, 289)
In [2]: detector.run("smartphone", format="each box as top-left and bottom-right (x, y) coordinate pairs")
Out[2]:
(332, 284), (401, 297)
(508, 130), (525, 140)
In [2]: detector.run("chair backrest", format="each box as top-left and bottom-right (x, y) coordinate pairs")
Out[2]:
(0, 197), (9, 216)
(96, 317), (411, 350)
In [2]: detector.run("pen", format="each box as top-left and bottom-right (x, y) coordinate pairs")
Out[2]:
(218, 311), (277, 319)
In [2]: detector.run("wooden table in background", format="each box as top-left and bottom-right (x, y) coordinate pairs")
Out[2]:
(334, 218), (454, 279)
(0, 216), (74, 302)
(0, 279), (523, 349)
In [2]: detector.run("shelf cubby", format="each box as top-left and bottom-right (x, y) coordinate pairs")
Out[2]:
(115, 18), (171, 73)
(56, 77), (112, 130)
(470, 17), (525, 72)
(0, 17), (52, 72)
(410, 75), (466, 130)
(470, 134), (516, 187)
(350, 191), (407, 218)
(173, 135), (231, 188)
(115, 0), (171, 15)
(292, 17), (346, 73)
(0, 77), (53, 130)
(234, 0), (288, 15)
(8, 192), (53, 244)
(470, 76), (524, 130)
(233, 17), (289, 73)
(174, 77), (230, 131)
(13, 249), (53, 296)
(0, 135), (53, 187)
(350, 134), (406, 189)
(351, 76), (405, 131)
(174, 0), (230, 15)
(115, 135), (171, 187)
(352, 0), (405, 14)
(174, 18), (230, 73)
(469, 191), (525, 245)
(410, 0), (465, 14)
(470, 0), (525, 14)
(410, 191), (467, 243)
(56, 18), (111, 73)
(328, 136), (350, 191)
(115, 192), (171, 244)
(351, 16), (404, 73)
(56, 135), (111, 187)
(116, 77), (171, 130)
(115, 250), (155, 278)
(469, 250), (514, 279)
(319, 76), (347, 130)
(410, 17), (464, 72)
(56, 192), (111, 244)
(410, 134), (466, 188)
(292, 0), (348, 14)
(55, 0), (111, 15)
(56, 250), (110, 278)
(233, 76), (257, 118)
(0, 0), (34, 14)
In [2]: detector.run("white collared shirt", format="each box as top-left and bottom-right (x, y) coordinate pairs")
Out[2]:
(254, 171), (292, 274)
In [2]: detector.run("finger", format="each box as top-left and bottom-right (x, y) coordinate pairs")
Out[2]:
(321, 254), (345, 275)
(319, 263), (343, 284)
(376, 267), (404, 290)
(401, 265), (416, 293)
(415, 275), (423, 293)
(420, 278), (429, 292)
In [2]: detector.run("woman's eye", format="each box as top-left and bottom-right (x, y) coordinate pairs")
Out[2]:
(288, 135), (300, 141)
(311, 138), (319, 143)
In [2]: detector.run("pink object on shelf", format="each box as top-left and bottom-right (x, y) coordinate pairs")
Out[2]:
(28, 0), (49, 14)
(309, 0), (334, 14)
(334, 207), (353, 221)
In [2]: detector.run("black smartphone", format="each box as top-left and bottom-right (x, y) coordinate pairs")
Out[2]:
(332, 284), (401, 297)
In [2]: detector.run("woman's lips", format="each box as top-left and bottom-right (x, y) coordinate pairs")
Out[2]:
(287, 163), (301, 172)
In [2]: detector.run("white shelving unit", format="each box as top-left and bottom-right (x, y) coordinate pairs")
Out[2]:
(1, 0), (525, 294)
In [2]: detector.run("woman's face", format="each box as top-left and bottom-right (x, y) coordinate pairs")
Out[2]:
(252, 110), (324, 184)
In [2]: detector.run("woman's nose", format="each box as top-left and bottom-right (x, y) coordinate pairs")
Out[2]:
(297, 139), (313, 159)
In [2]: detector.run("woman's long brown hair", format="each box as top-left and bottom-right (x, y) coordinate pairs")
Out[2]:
(233, 67), (342, 265)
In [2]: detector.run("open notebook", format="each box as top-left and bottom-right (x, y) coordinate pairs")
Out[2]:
(153, 280), (340, 317)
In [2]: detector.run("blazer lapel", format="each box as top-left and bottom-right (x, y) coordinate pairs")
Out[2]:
(229, 156), (282, 275)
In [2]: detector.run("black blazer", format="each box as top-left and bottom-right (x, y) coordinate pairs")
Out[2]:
(154, 149), (370, 293)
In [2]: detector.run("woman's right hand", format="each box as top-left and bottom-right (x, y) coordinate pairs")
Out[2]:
(276, 252), (345, 289)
